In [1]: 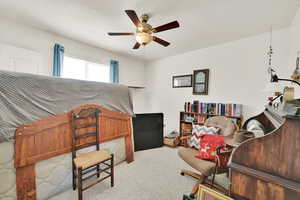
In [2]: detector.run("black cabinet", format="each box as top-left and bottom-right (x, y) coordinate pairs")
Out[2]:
(132, 113), (164, 151)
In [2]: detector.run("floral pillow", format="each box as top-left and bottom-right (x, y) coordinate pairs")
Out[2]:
(188, 125), (220, 150)
(195, 134), (224, 161)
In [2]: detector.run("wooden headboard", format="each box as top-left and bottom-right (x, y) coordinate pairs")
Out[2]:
(14, 104), (134, 200)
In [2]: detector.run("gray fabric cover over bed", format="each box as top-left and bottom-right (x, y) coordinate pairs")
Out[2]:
(0, 70), (134, 142)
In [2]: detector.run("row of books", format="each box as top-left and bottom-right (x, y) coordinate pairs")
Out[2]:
(180, 113), (207, 124)
(184, 101), (243, 117)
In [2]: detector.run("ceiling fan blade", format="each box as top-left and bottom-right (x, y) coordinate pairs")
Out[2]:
(108, 32), (134, 36)
(153, 36), (170, 47)
(125, 10), (141, 27)
(153, 21), (180, 33)
(133, 42), (141, 49)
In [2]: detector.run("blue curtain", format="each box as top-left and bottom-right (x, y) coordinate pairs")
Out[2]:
(110, 60), (119, 83)
(53, 43), (65, 77)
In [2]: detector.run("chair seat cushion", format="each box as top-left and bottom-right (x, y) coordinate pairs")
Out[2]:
(74, 150), (112, 170)
(178, 147), (215, 176)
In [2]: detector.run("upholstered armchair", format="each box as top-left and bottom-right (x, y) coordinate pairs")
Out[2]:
(178, 116), (238, 197)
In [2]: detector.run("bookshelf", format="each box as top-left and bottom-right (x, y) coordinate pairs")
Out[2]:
(179, 111), (243, 146)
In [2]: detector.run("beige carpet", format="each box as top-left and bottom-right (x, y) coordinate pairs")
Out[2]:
(49, 147), (228, 200)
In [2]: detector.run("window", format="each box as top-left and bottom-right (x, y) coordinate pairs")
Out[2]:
(62, 56), (110, 83)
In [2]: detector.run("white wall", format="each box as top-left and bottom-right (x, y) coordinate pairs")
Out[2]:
(0, 17), (147, 113)
(288, 7), (300, 96)
(145, 28), (293, 134)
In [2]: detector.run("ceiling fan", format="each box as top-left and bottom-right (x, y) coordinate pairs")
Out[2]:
(108, 10), (180, 49)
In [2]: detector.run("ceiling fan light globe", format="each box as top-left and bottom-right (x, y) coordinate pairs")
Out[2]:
(136, 32), (152, 45)
(137, 25), (144, 31)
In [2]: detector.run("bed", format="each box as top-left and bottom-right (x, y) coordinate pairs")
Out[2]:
(0, 70), (135, 200)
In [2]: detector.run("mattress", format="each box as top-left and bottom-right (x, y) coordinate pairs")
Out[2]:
(0, 70), (134, 142)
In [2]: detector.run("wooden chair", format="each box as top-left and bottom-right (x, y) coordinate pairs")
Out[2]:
(178, 116), (237, 198)
(71, 108), (114, 200)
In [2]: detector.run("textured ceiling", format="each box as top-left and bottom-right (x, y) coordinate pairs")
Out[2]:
(0, 0), (299, 61)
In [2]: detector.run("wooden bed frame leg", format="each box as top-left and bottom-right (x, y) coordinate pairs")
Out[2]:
(125, 134), (134, 163)
(125, 119), (134, 163)
(16, 164), (36, 200)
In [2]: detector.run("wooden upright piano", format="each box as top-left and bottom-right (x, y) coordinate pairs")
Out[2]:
(229, 106), (300, 200)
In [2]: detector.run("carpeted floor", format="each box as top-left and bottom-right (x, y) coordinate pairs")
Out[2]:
(49, 147), (228, 200)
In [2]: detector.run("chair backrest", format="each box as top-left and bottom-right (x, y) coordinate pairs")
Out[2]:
(204, 116), (237, 136)
(71, 108), (101, 158)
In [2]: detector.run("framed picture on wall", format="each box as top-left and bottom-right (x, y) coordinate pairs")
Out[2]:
(193, 69), (209, 95)
(173, 74), (193, 88)
(197, 184), (233, 200)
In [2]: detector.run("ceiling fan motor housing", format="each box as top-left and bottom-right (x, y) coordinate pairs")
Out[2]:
(141, 14), (149, 23)
(137, 23), (152, 34)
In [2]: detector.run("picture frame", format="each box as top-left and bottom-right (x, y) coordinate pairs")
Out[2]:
(193, 69), (209, 95)
(197, 184), (233, 200)
(173, 74), (193, 88)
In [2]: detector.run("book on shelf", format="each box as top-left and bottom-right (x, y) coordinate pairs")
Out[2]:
(196, 115), (206, 124)
(180, 123), (192, 135)
(184, 101), (243, 117)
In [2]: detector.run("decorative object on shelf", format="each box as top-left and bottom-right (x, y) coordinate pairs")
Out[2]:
(173, 74), (193, 88)
(291, 51), (300, 82)
(197, 184), (233, 200)
(283, 87), (295, 103)
(193, 69), (209, 95)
